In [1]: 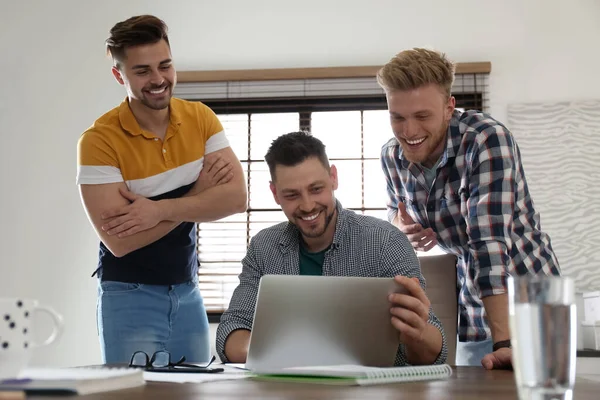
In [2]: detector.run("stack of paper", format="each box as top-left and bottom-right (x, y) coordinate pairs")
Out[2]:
(0, 367), (145, 395)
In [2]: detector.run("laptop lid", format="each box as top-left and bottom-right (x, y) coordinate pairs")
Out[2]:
(245, 275), (407, 372)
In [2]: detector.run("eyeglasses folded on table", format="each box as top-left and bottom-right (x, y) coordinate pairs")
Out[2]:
(129, 351), (224, 373)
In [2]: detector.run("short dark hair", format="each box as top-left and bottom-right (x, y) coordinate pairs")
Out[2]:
(105, 15), (170, 69)
(265, 131), (330, 180)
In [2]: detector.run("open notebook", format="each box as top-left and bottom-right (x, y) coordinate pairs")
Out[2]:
(251, 364), (453, 386)
(0, 367), (145, 395)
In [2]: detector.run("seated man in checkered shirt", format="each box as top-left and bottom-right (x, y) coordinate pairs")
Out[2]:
(376, 48), (561, 369)
(216, 131), (447, 366)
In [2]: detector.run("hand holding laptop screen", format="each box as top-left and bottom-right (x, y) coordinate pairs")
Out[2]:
(389, 276), (444, 365)
(389, 276), (431, 341)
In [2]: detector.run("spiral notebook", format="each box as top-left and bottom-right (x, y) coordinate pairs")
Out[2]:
(251, 364), (453, 386)
(0, 367), (145, 395)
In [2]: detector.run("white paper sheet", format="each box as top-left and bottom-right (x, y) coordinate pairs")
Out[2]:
(142, 364), (250, 384)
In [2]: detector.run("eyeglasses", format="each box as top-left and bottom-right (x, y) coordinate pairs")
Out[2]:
(129, 351), (221, 373)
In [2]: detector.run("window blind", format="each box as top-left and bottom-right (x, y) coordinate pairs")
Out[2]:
(175, 73), (489, 109)
(173, 68), (490, 315)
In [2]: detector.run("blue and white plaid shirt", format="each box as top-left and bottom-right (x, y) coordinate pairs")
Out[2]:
(381, 109), (561, 342)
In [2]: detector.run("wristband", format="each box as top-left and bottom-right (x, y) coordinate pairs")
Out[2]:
(493, 339), (511, 351)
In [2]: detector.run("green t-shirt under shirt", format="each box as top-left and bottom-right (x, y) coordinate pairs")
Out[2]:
(299, 242), (328, 276)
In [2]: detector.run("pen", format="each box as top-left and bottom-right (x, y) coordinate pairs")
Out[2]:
(0, 378), (31, 385)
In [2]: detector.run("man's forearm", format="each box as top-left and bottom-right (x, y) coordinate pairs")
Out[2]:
(159, 180), (247, 224)
(105, 182), (212, 257)
(403, 323), (443, 365)
(108, 221), (179, 257)
(224, 329), (251, 363)
(482, 293), (510, 342)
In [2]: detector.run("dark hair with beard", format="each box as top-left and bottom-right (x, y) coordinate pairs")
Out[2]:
(106, 15), (170, 69)
(265, 131), (330, 181)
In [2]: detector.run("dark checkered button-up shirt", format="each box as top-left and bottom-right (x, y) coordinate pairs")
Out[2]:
(216, 201), (447, 365)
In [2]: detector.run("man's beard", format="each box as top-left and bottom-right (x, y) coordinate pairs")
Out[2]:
(297, 206), (336, 238)
(399, 122), (448, 166)
(140, 84), (171, 110)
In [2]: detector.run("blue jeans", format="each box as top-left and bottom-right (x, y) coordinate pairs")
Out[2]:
(455, 337), (494, 366)
(96, 279), (210, 364)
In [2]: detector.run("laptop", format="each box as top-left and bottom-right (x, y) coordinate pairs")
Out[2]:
(245, 275), (407, 372)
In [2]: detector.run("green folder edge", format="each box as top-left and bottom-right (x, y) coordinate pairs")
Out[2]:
(251, 374), (356, 385)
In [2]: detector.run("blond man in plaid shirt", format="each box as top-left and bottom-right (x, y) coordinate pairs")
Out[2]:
(378, 48), (560, 369)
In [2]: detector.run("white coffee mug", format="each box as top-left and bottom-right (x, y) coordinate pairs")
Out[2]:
(0, 298), (64, 380)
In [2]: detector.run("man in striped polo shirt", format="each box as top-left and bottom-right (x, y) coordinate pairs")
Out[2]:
(377, 48), (560, 369)
(76, 15), (247, 364)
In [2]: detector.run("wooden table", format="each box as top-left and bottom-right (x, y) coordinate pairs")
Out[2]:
(28, 367), (600, 399)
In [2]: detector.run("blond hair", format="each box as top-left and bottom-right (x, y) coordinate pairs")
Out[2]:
(376, 48), (456, 97)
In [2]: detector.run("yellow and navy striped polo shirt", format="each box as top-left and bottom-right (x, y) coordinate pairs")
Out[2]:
(76, 97), (229, 285)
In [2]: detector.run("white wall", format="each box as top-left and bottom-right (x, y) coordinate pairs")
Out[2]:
(1, 0), (599, 367)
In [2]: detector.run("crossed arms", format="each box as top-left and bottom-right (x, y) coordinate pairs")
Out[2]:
(79, 147), (247, 257)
